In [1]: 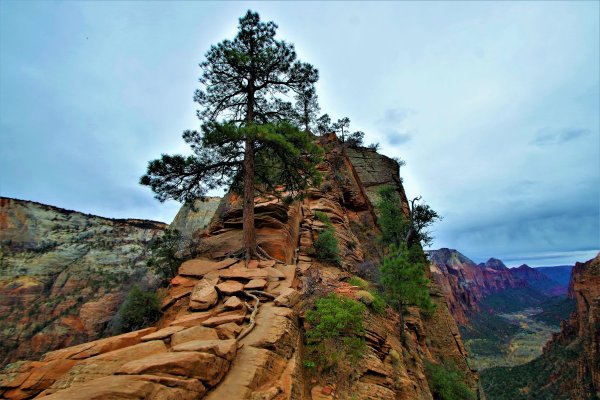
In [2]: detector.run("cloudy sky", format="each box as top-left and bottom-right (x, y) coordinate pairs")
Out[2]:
(1, 1), (598, 267)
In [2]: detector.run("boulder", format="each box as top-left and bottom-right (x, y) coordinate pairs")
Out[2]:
(274, 288), (301, 308)
(172, 339), (237, 361)
(117, 351), (228, 387)
(219, 269), (269, 280)
(244, 279), (267, 290)
(216, 322), (243, 340)
(216, 281), (244, 295)
(202, 314), (246, 328)
(171, 326), (219, 347)
(170, 311), (214, 328)
(223, 296), (244, 310)
(141, 326), (185, 342)
(179, 258), (238, 277)
(189, 280), (219, 311)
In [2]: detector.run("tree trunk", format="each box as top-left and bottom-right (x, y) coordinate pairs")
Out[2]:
(242, 137), (257, 261)
(242, 82), (257, 261)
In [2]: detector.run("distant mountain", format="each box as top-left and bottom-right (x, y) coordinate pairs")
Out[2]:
(510, 264), (566, 296)
(536, 265), (573, 287)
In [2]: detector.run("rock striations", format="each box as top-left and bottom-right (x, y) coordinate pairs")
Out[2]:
(0, 197), (166, 365)
(427, 249), (526, 324)
(0, 136), (482, 399)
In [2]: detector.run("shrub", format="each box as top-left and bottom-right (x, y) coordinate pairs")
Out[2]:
(348, 276), (369, 289)
(305, 294), (366, 371)
(147, 229), (184, 282)
(314, 229), (340, 265)
(118, 286), (161, 332)
(314, 210), (331, 223)
(380, 244), (436, 316)
(425, 361), (475, 400)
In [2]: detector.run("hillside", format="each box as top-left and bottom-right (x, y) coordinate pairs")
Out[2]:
(0, 135), (483, 400)
(0, 197), (166, 364)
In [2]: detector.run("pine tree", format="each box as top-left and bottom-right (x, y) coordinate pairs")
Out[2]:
(294, 87), (320, 133)
(333, 117), (350, 142)
(380, 243), (435, 329)
(141, 11), (321, 260)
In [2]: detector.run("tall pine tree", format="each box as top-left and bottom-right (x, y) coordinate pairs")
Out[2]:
(141, 11), (321, 260)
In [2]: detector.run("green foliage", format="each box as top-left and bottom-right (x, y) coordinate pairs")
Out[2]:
(147, 228), (183, 282)
(481, 340), (586, 400)
(346, 131), (364, 148)
(377, 186), (410, 247)
(425, 361), (475, 400)
(314, 229), (340, 265)
(118, 286), (161, 332)
(369, 290), (387, 315)
(531, 296), (576, 326)
(348, 276), (369, 289)
(379, 243), (435, 314)
(314, 210), (331, 223)
(304, 294), (366, 371)
(142, 122), (323, 203)
(376, 186), (441, 248)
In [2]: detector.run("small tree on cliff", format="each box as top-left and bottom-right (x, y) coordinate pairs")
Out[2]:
(294, 86), (320, 133)
(377, 186), (441, 248)
(141, 11), (322, 260)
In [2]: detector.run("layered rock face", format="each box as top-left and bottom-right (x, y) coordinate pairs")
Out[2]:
(544, 253), (600, 398)
(0, 139), (482, 399)
(0, 197), (166, 364)
(427, 249), (526, 324)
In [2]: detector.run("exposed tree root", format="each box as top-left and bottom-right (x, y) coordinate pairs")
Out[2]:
(236, 290), (277, 341)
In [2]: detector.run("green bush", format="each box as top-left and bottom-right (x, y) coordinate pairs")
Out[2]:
(425, 361), (475, 400)
(348, 276), (369, 289)
(314, 228), (340, 265)
(147, 228), (183, 282)
(118, 285), (161, 332)
(305, 294), (366, 371)
(380, 243), (435, 315)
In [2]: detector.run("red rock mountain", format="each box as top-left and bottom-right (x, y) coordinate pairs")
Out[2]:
(0, 136), (484, 400)
(427, 248), (526, 324)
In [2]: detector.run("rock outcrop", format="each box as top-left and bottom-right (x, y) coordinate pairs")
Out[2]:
(170, 197), (221, 239)
(1, 137), (481, 399)
(0, 197), (166, 364)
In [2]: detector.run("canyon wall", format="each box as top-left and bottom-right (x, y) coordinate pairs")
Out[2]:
(0, 197), (166, 364)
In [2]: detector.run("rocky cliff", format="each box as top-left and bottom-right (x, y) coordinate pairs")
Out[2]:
(170, 197), (222, 239)
(547, 252), (600, 398)
(0, 137), (482, 400)
(0, 197), (166, 365)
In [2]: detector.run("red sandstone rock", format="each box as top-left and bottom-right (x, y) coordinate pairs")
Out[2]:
(216, 280), (244, 295)
(179, 257), (238, 277)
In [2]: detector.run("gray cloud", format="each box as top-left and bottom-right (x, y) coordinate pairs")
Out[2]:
(385, 130), (413, 145)
(377, 108), (415, 126)
(530, 128), (590, 146)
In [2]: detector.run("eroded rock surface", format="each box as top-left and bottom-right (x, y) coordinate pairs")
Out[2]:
(0, 197), (166, 365)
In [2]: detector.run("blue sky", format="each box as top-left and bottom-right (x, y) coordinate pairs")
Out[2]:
(1, 1), (598, 266)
